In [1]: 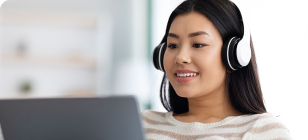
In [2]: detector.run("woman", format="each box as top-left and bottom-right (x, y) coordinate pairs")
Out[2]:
(142, 0), (292, 139)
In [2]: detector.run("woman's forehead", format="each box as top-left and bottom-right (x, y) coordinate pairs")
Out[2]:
(168, 12), (219, 38)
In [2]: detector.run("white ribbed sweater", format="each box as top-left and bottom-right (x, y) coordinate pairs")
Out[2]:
(142, 110), (292, 140)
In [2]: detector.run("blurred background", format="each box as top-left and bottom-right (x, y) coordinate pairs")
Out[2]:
(0, 0), (307, 139)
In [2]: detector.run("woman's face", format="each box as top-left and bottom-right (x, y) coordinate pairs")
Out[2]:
(164, 11), (226, 98)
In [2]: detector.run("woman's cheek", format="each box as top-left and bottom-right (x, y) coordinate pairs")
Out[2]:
(163, 51), (174, 78)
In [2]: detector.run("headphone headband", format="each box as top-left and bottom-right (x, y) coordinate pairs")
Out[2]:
(231, 0), (251, 66)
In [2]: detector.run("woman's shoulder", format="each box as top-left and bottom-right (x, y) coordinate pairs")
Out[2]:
(251, 113), (289, 128)
(234, 112), (287, 125)
(247, 112), (292, 139)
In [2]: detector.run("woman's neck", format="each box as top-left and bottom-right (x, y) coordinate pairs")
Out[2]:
(173, 90), (243, 123)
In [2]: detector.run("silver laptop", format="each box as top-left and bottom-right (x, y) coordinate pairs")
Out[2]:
(0, 96), (145, 140)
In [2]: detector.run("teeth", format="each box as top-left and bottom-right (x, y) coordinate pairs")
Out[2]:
(176, 73), (198, 77)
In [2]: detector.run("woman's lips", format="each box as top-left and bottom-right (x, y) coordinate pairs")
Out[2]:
(175, 69), (198, 73)
(175, 74), (198, 82)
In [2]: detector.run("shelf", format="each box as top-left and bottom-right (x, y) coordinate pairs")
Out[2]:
(0, 53), (96, 68)
(0, 90), (95, 99)
(0, 10), (99, 28)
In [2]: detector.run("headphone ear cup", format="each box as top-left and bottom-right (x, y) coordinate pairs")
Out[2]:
(152, 43), (167, 72)
(222, 37), (242, 70)
(152, 45), (161, 70)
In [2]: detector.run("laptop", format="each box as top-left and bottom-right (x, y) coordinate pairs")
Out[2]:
(0, 96), (145, 140)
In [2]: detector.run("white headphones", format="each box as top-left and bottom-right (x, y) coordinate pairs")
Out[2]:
(222, 0), (251, 70)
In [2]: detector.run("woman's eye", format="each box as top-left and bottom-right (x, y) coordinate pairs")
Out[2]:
(167, 44), (178, 49)
(193, 44), (206, 48)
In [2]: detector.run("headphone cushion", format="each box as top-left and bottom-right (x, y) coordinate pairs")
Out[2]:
(222, 37), (242, 70)
(159, 43), (167, 72)
(152, 43), (167, 72)
(152, 45), (161, 70)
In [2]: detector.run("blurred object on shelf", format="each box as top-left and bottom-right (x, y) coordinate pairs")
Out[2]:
(16, 38), (28, 57)
(19, 79), (32, 94)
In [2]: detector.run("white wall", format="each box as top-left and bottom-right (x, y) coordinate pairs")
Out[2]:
(250, 0), (308, 139)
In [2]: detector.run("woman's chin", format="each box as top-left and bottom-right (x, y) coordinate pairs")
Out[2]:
(175, 92), (197, 98)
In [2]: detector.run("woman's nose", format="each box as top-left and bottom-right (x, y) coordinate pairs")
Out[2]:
(175, 47), (191, 64)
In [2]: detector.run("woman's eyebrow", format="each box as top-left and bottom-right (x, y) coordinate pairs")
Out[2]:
(188, 31), (210, 37)
(168, 33), (179, 39)
(168, 31), (210, 39)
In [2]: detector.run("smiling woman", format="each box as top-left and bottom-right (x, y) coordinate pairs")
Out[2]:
(164, 11), (227, 102)
(143, 0), (292, 140)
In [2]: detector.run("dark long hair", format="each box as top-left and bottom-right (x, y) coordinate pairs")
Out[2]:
(159, 0), (267, 114)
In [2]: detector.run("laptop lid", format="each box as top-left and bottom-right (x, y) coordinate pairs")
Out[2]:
(0, 96), (145, 140)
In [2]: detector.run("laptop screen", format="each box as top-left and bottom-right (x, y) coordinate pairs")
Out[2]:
(0, 96), (145, 140)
